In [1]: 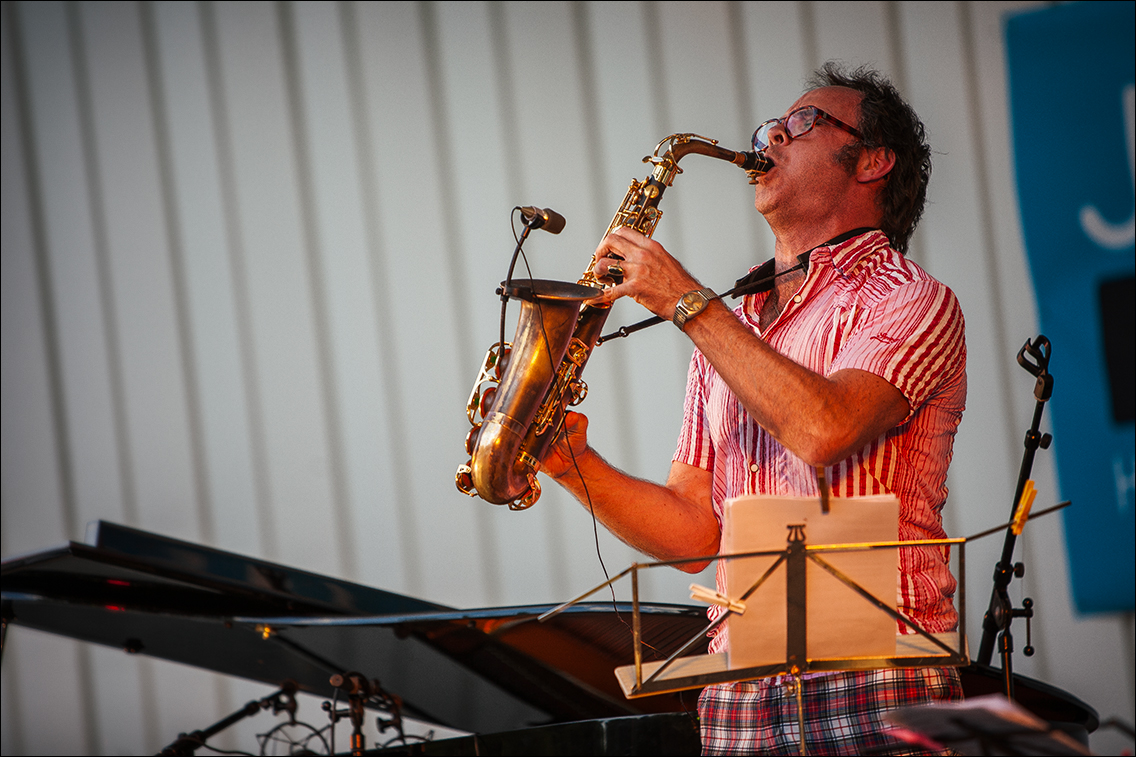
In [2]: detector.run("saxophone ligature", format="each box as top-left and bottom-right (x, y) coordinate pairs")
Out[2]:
(456, 134), (772, 510)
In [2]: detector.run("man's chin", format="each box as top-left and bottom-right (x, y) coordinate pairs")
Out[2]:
(753, 184), (778, 213)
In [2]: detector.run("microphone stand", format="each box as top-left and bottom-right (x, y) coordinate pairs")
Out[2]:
(323, 672), (406, 756)
(499, 221), (534, 355)
(496, 207), (559, 356)
(158, 680), (299, 755)
(976, 335), (1054, 699)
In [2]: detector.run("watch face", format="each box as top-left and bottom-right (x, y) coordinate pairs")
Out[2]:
(675, 289), (712, 330)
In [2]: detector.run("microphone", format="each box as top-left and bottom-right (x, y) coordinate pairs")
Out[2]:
(520, 206), (566, 234)
(329, 673), (373, 696)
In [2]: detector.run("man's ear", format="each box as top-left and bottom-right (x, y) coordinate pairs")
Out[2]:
(857, 146), (895, 184)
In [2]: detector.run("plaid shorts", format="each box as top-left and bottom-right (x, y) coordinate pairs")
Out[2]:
(698, 667), (962, 755)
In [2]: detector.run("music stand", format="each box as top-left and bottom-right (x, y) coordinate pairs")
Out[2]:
(537, 491), (1071, 755)
(540, 496), (968, 757)
(542, 494), (967, 686)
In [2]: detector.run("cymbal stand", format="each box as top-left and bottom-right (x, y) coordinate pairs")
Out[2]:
(976, 336), (1054, 699)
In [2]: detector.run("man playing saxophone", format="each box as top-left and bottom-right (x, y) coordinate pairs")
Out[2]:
(545, 62), (966, 756)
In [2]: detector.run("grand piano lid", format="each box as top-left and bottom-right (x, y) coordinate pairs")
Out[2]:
(2, 521), (708, 735)
(2, 520), (452, 616)
(2, 521), (1098, 743)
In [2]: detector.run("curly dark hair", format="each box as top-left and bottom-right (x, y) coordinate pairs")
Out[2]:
(807, 62), (931, 254)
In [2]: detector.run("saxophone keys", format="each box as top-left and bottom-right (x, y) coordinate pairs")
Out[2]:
(493, 345), (512, 380)
(478, 386), (497, 420)
(465, 390), (482, 426)
(466, 343), (507, 424)
(509, 473), (541, 511)
(455, 463), (477, 496)
(569, 379), (588, 406)
(464, 426), (481, 455)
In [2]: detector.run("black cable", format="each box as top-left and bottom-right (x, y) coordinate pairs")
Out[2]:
(175, 738), (255, 757)
(501, 210), (666, 646)
(516, 250), (616, 601)
(595, 255), (809, 345)
(516, 258), (667, 655)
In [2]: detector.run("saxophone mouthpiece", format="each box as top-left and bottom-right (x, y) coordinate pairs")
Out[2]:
(740, 151), (773, 185)
(741, 151), (774, 173)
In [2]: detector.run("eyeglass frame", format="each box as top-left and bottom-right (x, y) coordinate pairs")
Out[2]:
(751, 105), (863, 152)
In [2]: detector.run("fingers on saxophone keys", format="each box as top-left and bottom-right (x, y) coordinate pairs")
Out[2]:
(600, 253), (625, 284)
(588, 283), (617, 306)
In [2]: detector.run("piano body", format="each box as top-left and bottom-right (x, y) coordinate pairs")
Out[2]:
(2, 521), (706, 754)
(1, 521), (1098, 754)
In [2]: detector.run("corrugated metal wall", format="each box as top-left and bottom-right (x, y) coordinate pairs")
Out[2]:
(2, 1), (1132, 754)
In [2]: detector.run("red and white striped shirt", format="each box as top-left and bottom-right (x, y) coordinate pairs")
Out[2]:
(674, 230), (966, 652)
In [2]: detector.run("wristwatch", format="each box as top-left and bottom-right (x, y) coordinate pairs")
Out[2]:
(672, 287), (716, 331)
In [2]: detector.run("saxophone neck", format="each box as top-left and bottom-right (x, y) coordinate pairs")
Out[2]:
(651, 134), (772, 186)
(582, 133), (773, 286)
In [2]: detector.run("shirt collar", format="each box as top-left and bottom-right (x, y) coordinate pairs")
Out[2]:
(812, 228), (887, 275)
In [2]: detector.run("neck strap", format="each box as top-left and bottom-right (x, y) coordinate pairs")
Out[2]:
(728, 227), (877, 298)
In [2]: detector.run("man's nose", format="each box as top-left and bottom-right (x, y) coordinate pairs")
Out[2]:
(766, 122), (791, 145)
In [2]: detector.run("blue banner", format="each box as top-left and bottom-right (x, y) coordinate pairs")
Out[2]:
(1006, 1), (1135, 614)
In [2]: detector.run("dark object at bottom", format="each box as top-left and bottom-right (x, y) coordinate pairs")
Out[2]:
(959, 663), (1097, 747)
(371, 712), (701, 756)
(370, 665), (1099, 756)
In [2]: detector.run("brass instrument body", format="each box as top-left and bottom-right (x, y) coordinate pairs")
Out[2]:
(459, 280), (597, 509)
(457, 135), (771, 509)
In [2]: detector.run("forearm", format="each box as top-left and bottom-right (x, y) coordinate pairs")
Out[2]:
(683, 302), (908, 466)
(589, 228), (908, 466)
(548, 448), (720, 572)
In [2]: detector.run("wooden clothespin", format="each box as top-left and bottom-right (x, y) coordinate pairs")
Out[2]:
(689, 584), (747, 615)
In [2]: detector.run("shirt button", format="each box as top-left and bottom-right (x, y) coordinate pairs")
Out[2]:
(793, 295), (802, 303)
(750, 464), (759, 472)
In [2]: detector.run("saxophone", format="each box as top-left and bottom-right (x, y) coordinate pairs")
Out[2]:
(456, 134), (772, 509)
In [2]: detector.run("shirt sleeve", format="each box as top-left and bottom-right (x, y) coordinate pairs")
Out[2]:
(830, 279), (966, 419)
(673, 350), (716, 471)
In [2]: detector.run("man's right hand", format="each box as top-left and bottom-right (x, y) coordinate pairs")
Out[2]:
(541, 410), (720, 571)
(543, 411), (590, 480)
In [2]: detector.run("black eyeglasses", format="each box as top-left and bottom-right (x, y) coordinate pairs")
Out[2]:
(752, 105), (862, 151)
